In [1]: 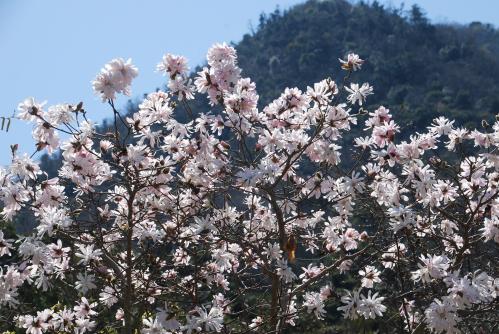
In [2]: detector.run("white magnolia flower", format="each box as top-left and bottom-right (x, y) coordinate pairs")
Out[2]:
(345, 83), (373, 106)
(359, 265), (381, 288)
(75, 272), (96, 294)
(358, 291), (386, 319)
(424, 299), (460, 334)
(412, 254), (450, 283)
(339, 53), (364, 71)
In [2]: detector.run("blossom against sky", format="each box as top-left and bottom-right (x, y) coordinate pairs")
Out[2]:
(0, 0), (498, 165)
(0, 0), (303, 164)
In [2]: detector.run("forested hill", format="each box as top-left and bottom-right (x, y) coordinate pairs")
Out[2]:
(236, 0), (499, 129)
(39, 0), (499, 173)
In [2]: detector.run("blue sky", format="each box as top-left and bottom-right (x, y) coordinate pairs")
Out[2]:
(1, 0), (498, 165)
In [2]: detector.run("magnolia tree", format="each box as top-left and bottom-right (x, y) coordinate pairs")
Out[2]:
(0, 43), (498, 334)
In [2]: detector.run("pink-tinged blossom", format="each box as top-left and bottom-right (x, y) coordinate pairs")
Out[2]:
(481, 216), (499, 243)
(303, 292), (326, 319)
(372, 120), (400, 147)
(338, 289), (361, 319)
(412, 254), (450, 282)
(300, 263), (324, 283)
(92, 58), (138, 101)
(307, 78), (338, 105)
(73, 297), (97, 318)
(157, 53), (189, 78)
(168, 76), (195, 100)
(424, 299), (461, 334)
(365, 106), (392, 128)
(359, 265), (381, 288)
(339, 53), (364, 71)
(46, 103), (74, 125)
(74, 317), (96, 334)
(0, 231), (13, 257)
(10, 154), (41, 180)
(429, 116), (455, 135)
(207, 42), (237, 66)
(381, 243), (406, 269)
(17, 97), (46, 122)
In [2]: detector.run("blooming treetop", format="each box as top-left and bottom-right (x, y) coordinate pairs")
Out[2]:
(0, 45), (498, 334)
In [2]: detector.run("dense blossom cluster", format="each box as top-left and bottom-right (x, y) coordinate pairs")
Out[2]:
(0, 45), (497, 334)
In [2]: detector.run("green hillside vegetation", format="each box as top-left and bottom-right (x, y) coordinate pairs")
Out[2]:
(237, 0), (499, 129)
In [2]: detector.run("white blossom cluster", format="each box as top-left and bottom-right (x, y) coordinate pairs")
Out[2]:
(0, 46), (497, 333)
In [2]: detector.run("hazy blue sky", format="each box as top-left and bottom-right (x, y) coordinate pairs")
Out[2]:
(1, 0), (498, 165)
